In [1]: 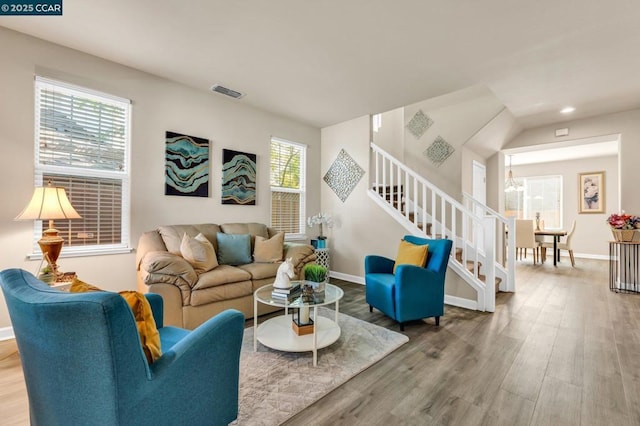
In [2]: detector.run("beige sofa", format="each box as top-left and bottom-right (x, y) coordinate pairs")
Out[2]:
(136, 222), (316, 329)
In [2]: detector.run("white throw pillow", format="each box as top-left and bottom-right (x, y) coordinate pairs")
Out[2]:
(180, 233), (218, 273)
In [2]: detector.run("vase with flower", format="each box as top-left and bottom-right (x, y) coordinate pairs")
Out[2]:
(307, 213), (333, 248)
(607, 213), (640, 242)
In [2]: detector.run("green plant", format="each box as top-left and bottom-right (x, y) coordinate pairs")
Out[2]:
(303, 264), (327, 283)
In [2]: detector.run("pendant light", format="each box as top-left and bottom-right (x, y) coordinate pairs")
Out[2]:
(505, 155), (523, 193)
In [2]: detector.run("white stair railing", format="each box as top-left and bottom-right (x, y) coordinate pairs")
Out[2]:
(368, 142), (513, 312)
(462, 193), (516, 292)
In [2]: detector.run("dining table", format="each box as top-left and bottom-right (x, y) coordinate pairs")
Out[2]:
(535, 229), (567, 266)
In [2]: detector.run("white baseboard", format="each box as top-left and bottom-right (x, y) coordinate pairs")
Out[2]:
(573, 253), (608, 260)
(445, 295), (478, 311)
(0, 326), (15, 341)
(330, 271), (478, 311)
(329, 271), (365, 285)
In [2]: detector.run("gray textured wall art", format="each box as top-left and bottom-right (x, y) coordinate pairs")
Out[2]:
(424, 136), (454, 167)
(406, 109), (434, 139)
(323, 149), (365, 202)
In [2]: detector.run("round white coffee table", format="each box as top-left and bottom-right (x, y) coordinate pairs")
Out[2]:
(253, 282), (344, 366)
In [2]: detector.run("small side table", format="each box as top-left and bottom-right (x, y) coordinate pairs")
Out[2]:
(609, 241), (640, 293)
(314, 248), (330, 282)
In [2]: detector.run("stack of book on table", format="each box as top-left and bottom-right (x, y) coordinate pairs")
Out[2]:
(271, 282), (302, 301)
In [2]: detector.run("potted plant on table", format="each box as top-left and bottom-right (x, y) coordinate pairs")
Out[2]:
(303, 264), (328, 292)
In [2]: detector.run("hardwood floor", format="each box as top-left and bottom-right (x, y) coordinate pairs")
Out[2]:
(1, 259), (639, 425)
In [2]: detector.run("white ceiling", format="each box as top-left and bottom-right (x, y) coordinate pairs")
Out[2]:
(2, 0), (640, 129)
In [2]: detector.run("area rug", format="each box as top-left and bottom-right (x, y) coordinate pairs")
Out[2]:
(233, 307), (409, 425)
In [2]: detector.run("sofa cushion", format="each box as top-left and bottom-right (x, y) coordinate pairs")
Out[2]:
(221, 222), (269, 251)
(180, 233), (218, 273)
(221, 222), (269, 239)
(190, 280), (253, 307)
(193, 265), (252, 290)
(253, 232), (285, 263)
(216, 233), (252, 265)
(158, 224), (221, 255)
(237, 262), (280, 281)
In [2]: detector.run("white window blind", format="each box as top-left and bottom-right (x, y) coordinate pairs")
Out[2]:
(270, 137), (305, 235)
(34, 77), (131, 254)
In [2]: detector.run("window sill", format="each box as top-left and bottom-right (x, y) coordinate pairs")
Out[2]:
(285, 234), (309, 243)
(27, 246), (134, 260)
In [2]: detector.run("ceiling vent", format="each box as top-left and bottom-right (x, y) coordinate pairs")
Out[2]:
(210, 84), (245, 99)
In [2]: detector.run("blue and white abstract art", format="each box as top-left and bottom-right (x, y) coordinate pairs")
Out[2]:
(221, 149), (256, 205)
(165, 131), (209, 197)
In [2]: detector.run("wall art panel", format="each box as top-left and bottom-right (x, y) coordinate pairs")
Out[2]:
(406, 109), (433, 139)
(165, 131), (209, 197)
(424, 135), (454, 167)
(221, 149), (257, 205)
(323, 149), (365, 202)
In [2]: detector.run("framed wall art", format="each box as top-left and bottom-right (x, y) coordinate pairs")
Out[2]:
(221, 149), (256, 205)
(165, 131), (209, 197)
(578, 171), (605, 214)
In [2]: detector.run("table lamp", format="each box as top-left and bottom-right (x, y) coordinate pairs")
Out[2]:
(15, 180), (82, 278)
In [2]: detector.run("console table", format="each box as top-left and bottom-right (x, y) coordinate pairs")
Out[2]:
(609, 241), (640, 293)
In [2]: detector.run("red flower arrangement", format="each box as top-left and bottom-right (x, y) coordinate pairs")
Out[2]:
(607, 213), (640, 230)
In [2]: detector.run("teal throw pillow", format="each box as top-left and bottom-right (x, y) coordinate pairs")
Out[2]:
(216, 233), (252, 265)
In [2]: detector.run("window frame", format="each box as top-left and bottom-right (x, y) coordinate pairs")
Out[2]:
(30, 76), (132, 259)
(269, 136), (306, 240)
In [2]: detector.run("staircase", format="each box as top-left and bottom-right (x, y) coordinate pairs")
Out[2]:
(368, 142), (516, 312)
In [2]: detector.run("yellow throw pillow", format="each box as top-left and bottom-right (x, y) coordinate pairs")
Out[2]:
(393, 240), (429, 273)
(253, 232), (285, 263)
(70, 278), (162, 364)
(180, 233), (219, 273)
(119, 291), (162, 364)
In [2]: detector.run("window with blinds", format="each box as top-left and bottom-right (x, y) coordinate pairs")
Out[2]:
(34, 77), (131, 253)
(270, 137), (305, 235)
(505, 175), (563, 229)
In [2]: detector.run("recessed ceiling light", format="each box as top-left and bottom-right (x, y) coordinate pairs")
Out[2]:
(560, 106), (575, 114)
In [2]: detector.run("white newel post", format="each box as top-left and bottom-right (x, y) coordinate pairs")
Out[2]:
(483, 216), (496, 312)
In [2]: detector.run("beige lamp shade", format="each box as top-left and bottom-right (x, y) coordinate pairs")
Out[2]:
(15, 185), (82, 221)
(15, 182), (81, 277)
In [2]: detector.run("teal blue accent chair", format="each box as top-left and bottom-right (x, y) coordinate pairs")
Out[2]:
(365, 236), (453, 331)
(0, 269), (244, 426)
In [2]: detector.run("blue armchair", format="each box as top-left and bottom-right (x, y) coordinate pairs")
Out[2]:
(365, 236), (453, 330)
(0, 269), (244, 426)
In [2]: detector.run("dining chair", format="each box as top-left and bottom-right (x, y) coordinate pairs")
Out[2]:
(515, 219), (541, 264)
(542, 220), (576, 267)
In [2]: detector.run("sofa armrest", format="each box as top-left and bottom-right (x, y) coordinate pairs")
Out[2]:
(284, 242), (317, 279)
(140, 252), (197, 306)
(136, 230), (168, 271)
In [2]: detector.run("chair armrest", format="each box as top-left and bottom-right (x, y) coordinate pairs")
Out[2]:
(365, 255), (395, 274)
(150, 309), (244, 375)
(395, 264), (445, 301)
(144, 293), (164, 328)
(130, 309), (245, 424)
